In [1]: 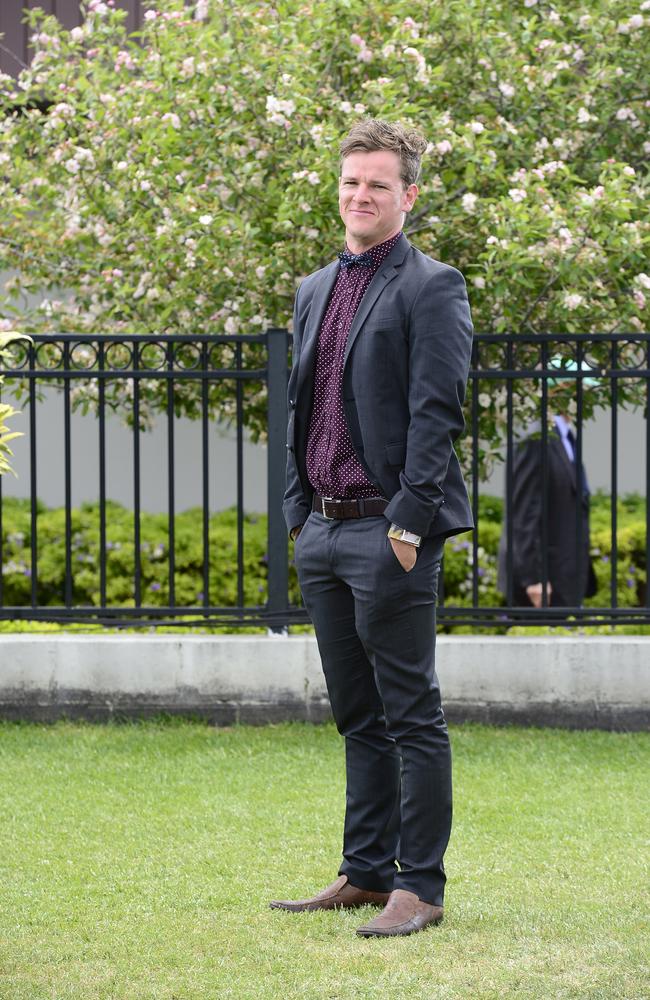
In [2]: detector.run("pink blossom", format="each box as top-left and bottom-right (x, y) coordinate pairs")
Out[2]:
(115, 51), (136, 72)
(403, 18), (419, 38)
(633, 290), (646, 310)
(563, 293), (584, 311)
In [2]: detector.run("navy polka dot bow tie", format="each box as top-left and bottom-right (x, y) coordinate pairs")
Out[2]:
(338, 249), (373, 268)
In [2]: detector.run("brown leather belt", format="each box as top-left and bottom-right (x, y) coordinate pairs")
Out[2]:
(312, 494), (388, 519)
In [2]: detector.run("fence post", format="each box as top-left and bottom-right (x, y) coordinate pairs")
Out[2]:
(266, 327), (290, 628)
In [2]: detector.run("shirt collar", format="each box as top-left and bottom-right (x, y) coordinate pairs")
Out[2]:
(554, 415), (571, 439)
(342, 231), (403, 271)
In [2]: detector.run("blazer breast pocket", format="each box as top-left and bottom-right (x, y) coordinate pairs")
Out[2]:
(368, 308), (406, 330)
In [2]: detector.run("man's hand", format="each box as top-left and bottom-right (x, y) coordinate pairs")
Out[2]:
(526, 581), (553, 608)
(389, 537), (418, 572)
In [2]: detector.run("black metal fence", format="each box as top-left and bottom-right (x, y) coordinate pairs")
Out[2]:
(0, 331), (648, 629)
(461, 332), (649, 627)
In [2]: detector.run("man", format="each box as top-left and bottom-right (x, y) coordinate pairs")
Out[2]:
(497, 410), (597, 608)
(271, 119), (473, 938)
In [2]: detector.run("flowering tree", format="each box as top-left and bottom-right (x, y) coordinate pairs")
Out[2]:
(0, 0), (647, 471)
(0, 332), (31, 474)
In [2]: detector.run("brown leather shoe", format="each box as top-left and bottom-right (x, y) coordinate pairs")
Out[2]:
(269, 874), (391, 913)
(356, 889), (444, 937)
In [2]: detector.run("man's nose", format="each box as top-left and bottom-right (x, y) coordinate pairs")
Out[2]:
(352, 184), (371, 202)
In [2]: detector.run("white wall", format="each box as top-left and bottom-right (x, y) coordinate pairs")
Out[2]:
(2, 386), (268, 513)
(1, 634), (648, 729)
(1, 387), (645, 513)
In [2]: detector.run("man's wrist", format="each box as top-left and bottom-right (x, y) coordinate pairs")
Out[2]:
(387, 523), (422, 547)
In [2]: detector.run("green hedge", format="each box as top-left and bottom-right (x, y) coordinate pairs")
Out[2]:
(0, 499), (300, 611)
(0, 493), (646, 617)
(444, 491), (647, 612)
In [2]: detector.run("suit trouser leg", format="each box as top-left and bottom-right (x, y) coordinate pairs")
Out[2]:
(295, 512), (451, 907)
(295, 513), (401, 893)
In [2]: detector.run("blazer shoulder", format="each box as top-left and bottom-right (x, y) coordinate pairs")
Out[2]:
(408, 247), (468, 285)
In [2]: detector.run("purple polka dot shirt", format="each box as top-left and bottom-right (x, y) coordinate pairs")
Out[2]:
(306, 232), (402, 498)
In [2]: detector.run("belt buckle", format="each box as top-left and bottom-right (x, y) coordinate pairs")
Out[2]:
(321, 496), (335, 519)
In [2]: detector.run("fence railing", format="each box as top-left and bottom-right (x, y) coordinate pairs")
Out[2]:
(0, 330), (648, 629)
(459, 332), (649, 627)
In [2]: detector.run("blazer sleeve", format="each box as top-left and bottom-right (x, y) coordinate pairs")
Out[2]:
(509, 438), (544, 588)
(384, 265), (473, 537)
(282, 286), (311, 535)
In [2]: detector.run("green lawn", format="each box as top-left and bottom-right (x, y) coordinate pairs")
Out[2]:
(0, 722), (648, 1000)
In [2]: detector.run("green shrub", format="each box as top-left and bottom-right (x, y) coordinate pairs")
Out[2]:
(0, 498), (302, 611)
(1, 494), (644, 621)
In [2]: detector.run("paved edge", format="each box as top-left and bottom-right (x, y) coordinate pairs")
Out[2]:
(0, 635), (648, 730)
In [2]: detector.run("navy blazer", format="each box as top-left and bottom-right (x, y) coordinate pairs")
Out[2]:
(283, 234), (474, 540)
(497, 424), (597, 604)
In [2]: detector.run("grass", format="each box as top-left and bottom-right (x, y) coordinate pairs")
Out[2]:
(0, 721), (648, 1000)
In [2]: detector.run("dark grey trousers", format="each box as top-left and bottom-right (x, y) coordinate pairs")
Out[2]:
(294, 511), (451, 906)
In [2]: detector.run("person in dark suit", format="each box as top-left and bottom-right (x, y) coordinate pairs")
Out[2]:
(270, 120), (474, 938)
(497, 414), (597, 608)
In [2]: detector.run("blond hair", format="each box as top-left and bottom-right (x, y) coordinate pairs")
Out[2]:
(340, 119), (428, 187)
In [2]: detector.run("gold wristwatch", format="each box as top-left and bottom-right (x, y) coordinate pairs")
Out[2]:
(387, 523), (422, 547)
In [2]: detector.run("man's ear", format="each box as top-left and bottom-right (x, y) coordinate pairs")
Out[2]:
(403, 183), (418, 212)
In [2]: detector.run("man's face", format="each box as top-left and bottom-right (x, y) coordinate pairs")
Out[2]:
(339, 149), (418, 252)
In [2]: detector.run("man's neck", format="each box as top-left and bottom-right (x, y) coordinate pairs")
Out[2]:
(345, 228), (402, 254)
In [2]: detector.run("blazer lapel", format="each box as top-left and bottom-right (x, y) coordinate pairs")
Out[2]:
(296, 261), (338, 400)
(552, 427), (577, 491)
(343, 235), (410, 366)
